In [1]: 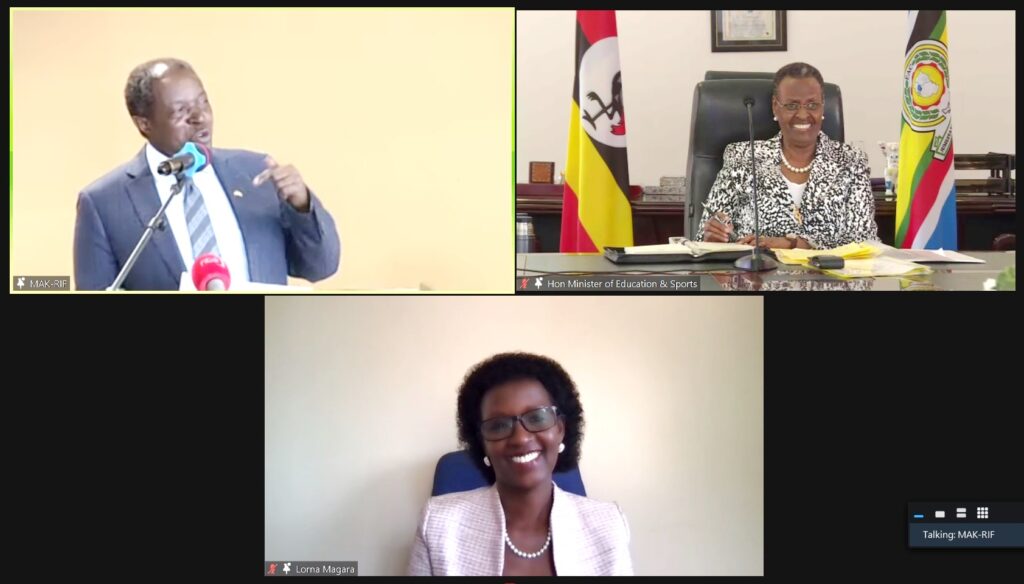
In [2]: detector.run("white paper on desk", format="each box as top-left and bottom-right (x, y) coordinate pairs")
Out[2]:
(823, 256), (933, 278)
(178, 272), (311, 291)
(623, 241), (752, 256)
(881, 247), (985, 264)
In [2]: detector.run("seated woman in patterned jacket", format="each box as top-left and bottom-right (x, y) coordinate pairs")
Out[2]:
(698, 62), (879, 250)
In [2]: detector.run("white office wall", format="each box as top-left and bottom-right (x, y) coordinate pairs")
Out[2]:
(266, 296), (764, 575)
(517, 10), (1015, 186)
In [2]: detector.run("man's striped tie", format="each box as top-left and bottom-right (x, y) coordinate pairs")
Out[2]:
(184, 180), (220, 259)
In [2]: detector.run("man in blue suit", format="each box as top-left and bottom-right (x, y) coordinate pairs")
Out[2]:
(73, 58), (341, 290)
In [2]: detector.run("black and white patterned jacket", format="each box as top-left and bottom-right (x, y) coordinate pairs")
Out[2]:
(697, 132), (878, 249)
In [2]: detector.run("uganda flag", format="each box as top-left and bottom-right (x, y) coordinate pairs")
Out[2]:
(896, 10), (957, 249)
(560, 10), (633, 252)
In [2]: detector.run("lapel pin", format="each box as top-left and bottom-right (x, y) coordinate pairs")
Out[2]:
(233, 189), (244, 198)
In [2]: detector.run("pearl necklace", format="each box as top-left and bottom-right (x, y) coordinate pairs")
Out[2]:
(504, 526), (552, 559)
(780, 150), (813, 173)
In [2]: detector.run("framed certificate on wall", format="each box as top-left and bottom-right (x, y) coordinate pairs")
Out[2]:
(711, 11), (787, 52)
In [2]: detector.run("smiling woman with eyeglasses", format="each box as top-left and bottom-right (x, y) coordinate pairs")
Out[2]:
(697, 62), (879, 250)
(407, 352), (633, 576)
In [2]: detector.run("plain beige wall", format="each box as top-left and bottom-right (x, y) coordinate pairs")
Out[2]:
(12, 8), (512, 292)
(517, 10), (1015, 186)
(265, 296), (764, 576)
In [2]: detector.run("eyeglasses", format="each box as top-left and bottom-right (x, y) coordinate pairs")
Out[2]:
(775, 100), (823, 113)
(480, 406), (560, 441)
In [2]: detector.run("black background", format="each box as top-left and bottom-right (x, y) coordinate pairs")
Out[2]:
(9, 292), (1022, 580)
(8, 3), (1022, 579)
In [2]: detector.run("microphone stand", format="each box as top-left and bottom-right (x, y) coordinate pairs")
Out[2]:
(107, 172), (190, 290)
(734, 98), (778, 272)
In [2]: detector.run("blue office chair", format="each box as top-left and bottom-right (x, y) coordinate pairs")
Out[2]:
(431, 450), (587, 497)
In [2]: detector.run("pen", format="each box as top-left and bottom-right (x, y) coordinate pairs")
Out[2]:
(702, 201), (738, 242)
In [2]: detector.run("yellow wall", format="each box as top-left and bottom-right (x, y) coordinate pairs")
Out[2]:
(11, 8), (513, 292)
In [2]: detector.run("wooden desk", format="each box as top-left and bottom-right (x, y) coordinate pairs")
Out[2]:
(516, 251), (1014, 292)
(518, 184), (1015, 251)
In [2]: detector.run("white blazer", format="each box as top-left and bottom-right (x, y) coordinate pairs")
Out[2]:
(407, 482), (633, 576)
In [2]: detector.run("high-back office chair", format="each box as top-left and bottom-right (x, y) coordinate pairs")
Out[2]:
(684, 72), (845, 238)
(704, 70), (774, 81)
(430, 450), (587, 496)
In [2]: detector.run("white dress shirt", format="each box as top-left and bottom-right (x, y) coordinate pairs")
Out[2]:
(146, 143), (251, 283)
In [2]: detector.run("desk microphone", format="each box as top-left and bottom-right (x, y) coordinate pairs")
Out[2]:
(734, 96), (777, 272)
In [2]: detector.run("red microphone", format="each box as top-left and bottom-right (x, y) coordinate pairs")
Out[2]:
(192, 253), (231, 291)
